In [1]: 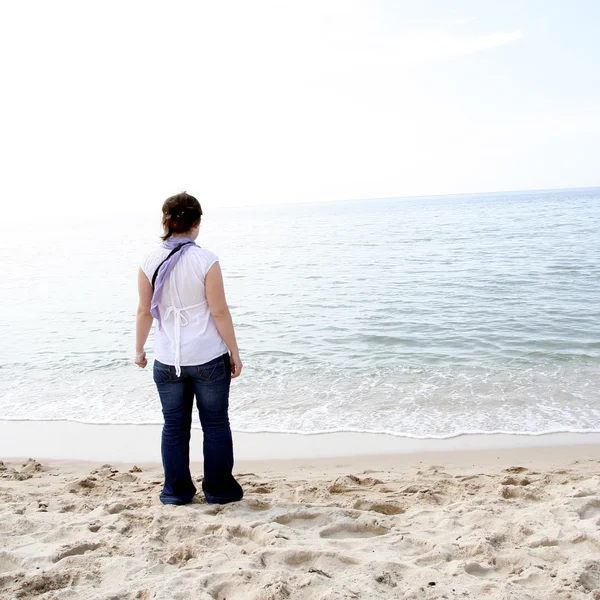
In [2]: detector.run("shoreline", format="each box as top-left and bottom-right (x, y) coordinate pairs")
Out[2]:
(2, 419), (600, 463)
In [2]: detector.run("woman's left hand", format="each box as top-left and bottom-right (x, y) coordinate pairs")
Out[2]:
(135, 351), (148, 368)
(230, 353), (243, 378)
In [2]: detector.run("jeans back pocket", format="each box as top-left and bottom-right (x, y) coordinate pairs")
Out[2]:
(153, 362), (175, 384)
(197, 355), (229, 382)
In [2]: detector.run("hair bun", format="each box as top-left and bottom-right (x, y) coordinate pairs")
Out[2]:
(161, 192), (203, 241)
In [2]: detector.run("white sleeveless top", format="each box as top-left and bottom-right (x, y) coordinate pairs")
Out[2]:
(141, 245), (228, 374)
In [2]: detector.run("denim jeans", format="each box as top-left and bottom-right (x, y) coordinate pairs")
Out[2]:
(153, 353), (243, 505)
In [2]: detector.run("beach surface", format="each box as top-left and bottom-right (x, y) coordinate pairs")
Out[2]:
(1, 424), (600, 599)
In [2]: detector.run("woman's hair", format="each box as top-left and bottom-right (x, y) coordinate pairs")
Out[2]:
(161, 192), (202, 241)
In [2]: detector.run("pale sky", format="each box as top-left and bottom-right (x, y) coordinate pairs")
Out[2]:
(1, 0), (599, 216)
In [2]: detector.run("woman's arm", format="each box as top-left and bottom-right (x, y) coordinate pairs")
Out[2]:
(135, 267), (153, 368)
(205, 262), (242, 378)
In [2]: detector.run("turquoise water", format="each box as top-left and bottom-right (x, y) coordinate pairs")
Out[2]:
(1, 188), (599, 438)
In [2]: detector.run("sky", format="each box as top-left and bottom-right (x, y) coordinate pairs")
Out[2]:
(1, 0), (599, 216)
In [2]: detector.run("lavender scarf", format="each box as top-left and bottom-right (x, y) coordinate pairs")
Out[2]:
(151, 236), (196, 330)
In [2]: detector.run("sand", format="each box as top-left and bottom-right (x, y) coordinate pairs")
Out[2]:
(1, 437), (600, 599)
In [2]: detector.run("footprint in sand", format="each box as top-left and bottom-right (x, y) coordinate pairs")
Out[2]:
(206, 570), (292, 600)
(65, 478), (96, 493)
(163, 544), (196, 565)
(104, 502), (128, 514)
(319, 520), (390, 539)
(245, 481), (275, 494)
(578, 560), (600, 592)
(413, 545), (455, 567)
(52, 542), (101, 563)
(576, 498), (600, 520)
(0, 550), (22, 572)
(464, 562), (495, 578)
(329, 475), (384, 494)
(17, 569), (93, 597)
(527, 537), (559, 548)
(504, 466), (528, 474)
(393, 536), (435, 557)
(259, 548), (360, 569)
(572, 488), (598, 498)
(245, 498), (272, 511)
(352, 500), (405, 515)
(112, 472), (138, 483)
(275, 509), (332, 530)
(201, 522), (274, 551)
(501, 486), (540, 501)
(501, 476), (531, 486)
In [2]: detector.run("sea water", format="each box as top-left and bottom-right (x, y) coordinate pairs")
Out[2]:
(1, 188), (599, 438)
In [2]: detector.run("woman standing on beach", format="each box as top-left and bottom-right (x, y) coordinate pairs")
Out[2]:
(134, 192), (243, 505)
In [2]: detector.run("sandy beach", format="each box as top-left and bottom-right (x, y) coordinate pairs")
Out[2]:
(1, 425), (600, 599)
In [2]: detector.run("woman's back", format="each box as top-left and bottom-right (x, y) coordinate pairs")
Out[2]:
(141, 245), (227, 367)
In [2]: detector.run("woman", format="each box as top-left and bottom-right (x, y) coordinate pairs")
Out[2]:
(135, 192), (243, 505)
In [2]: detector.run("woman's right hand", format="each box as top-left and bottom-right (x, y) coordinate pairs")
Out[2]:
(230, 353), (243, 378)
(135, 351), (148, 369)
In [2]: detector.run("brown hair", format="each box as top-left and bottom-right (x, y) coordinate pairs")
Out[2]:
(161, 192), (202, 241)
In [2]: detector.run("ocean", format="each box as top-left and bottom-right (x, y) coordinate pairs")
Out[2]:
(1, 188), (599, 439)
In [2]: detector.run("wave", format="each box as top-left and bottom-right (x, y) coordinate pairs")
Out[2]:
(2, 416), (600, 440)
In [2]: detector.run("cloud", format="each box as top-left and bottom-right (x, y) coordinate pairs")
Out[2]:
(451, 30), (523, 54)
(356, 30), (524, 68)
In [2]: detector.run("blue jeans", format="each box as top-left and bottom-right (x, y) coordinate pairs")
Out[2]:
(153, 353), (243, 505)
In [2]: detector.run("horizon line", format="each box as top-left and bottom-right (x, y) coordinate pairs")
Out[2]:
(213, 184), (600, 210)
